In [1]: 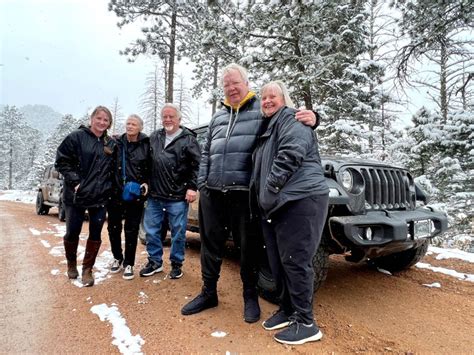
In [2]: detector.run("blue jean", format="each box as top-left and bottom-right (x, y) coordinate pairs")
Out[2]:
(143, 197), (188, 266)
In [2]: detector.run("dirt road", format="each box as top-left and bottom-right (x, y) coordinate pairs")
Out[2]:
(1, 200), (473, 353)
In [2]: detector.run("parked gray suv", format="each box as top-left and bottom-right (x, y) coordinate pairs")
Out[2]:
(36, 164), (65, 221)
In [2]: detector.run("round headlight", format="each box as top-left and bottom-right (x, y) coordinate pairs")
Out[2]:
(341, 170), (353, 191)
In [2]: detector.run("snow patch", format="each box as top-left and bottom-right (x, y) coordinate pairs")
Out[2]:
(29, 228), (41, 236)
(428, 246), (474, 263)
(211, 331), (227, 338)
(416, 262), (474, 282)
(0, 190), (36, 204)
(90, 303), (145, 354)
(377, 268), (392, 275)
(40, 239), (51, 248)
(422, 282), (441, 288)
(51, 269), (60, 276)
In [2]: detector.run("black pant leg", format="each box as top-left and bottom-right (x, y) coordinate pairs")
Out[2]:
(272, 194), (329, 324)
(123, 201), (144, 266)
(86, 206), (107, 242)
(231, 191), (263, 290)
(64, 205), (86, 243)
(107, 201), (125, 261)
(199, 188), (230, 288)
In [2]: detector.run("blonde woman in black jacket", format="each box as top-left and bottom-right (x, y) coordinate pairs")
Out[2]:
(251, 81), (329, 345)
(55, 106), (115, 287)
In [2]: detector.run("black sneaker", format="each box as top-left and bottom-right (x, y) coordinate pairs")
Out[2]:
(181, 287), (218, 315)
(169, 264), (183, 279)
(262, 309), (291, 330)
(110, 259), (123, 274)
(139, 261), (163, 277)
(274, 318), (323, 345)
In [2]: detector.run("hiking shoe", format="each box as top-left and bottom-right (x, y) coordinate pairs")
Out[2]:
(122, 265), (134, 280)
(243, 288), (260, 323)
(274, 318), (323, 345)
(262, 309), (291, 330)
(139, 261), (163, 277)
(110, 259), (123, 274)
(181, 287), (218, 315)
(169, 264), (183, 279)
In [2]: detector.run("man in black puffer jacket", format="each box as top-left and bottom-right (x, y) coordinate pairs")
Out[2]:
(181, 63), (318, 323)
(140, 103), (201, 280)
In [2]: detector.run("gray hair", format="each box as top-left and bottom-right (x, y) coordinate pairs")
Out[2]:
(220, 63), (249, 86)
(161, 103), (182, 119)
(126, 114), (144, 130)
(260, 81), (295, 108)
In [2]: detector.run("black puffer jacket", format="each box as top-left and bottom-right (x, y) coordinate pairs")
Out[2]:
(251, 107), (329, 218)
(55, 126), (116, 208)
(111, 132), (150, 201)
(198, 95), (265, 191)
(149, 127), (201, 201)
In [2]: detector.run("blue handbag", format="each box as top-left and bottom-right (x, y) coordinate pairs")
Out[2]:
(121, 145), (142, 201)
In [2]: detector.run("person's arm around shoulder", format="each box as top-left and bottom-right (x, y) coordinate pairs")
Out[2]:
(295, 108), (320, 128)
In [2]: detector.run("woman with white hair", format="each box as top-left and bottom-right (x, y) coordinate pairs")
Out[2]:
(107, 114), (150, 280)
(251, 81), (329, 345)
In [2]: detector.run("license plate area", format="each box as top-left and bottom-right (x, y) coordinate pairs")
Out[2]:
(414, 219), (432, 239)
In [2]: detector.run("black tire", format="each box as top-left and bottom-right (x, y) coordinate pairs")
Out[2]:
(36, 191), (50, 215)
(257, 263), (278, 304)
(58, 198), (66, 222)
(312, 233), (331, 293)
(371, 239), (430, 273)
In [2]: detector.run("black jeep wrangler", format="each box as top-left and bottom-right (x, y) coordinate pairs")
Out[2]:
(36, 164), (66, 221)
(189, 125), (448, 296)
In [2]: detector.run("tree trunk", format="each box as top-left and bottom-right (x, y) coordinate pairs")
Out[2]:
(166, 7), (177, 103)
(212, 56), (218, 115)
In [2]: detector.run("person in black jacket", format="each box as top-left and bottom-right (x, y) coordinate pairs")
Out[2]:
(252, 81), (329, 345)
(107, 114), (150, 280)
(139, 103), (201, 280)
(55, 106), (116, 287)
(181, 63), (317, 323)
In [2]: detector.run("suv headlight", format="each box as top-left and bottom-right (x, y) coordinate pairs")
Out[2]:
(339, 168), (364, 194)
(341, 170), (353, 190)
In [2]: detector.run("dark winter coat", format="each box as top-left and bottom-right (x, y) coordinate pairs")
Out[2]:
(149, 127), (201, 201)
(55, 125), (116, 208)
(111, 132), (150, 202)
(251, 106), (329, 218)
(198, 95), (266, 191)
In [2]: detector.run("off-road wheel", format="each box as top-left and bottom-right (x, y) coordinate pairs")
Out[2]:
(36, 191), (50, 215)
(312, 233), (331, 293)
(370, 239), (430, 272)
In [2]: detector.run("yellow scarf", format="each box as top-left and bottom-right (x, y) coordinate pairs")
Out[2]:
(224, 91), (256, 111)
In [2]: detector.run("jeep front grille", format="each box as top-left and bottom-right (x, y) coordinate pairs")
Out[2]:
(360, 168), (415, 210)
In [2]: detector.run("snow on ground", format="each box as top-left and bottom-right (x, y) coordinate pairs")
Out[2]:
(91, 303), (145, 355)
(0, 190), (37, 204)
(427, 246), (474, 263)
(416, 262), (474, 282)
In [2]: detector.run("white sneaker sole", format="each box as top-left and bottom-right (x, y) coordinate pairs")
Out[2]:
(274, 330), (323, 345)
(140, 265), (164, 277)
(262, 320), (290, 331)
(123, 274), (135, 280)
(109, 267), (123, 274)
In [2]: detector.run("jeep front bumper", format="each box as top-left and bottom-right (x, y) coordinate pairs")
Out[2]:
(328, 207), (448, 254)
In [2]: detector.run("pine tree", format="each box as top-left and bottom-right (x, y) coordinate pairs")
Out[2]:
(140, 62), (165, 133)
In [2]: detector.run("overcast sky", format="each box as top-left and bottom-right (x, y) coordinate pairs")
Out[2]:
(1, 0), (211, 125)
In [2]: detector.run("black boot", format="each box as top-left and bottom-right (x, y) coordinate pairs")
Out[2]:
(64, 239), (79, 279)
(181, 285), (218, 315)
(81, 239), (101, 287)
(243, 287), (261, 323)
